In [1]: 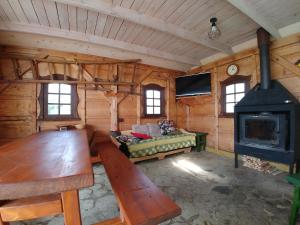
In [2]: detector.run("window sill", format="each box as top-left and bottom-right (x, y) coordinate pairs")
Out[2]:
(219, 114), (234, 119)
(141, 115), (167, 119)
(37, 118), (81, 122)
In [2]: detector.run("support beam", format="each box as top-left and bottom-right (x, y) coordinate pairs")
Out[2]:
(0, 31), (190, 71)
(0, 79), (135, 86)
(52, 0), (232, 54)
(0, 22), (198, 66)
(0, 53), (141, 65)
(226, 0), (281, 39)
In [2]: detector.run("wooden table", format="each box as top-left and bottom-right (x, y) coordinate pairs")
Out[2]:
(0, 129), (94, 225)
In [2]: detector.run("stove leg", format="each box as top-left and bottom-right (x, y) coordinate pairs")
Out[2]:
(235, 152), (238, 168)
(290, 163), (294, 175)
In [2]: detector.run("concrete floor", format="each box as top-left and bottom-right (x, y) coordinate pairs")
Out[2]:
(13, 151), (294, 225)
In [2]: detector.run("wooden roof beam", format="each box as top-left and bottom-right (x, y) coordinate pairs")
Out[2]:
(226, 0), (281, 39)
(0, 53), (141, 65)
(0, 22), (198, 66)
(52, 0), (233, 54)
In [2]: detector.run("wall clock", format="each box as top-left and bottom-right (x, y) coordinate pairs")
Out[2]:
(226, 64), (239, 76)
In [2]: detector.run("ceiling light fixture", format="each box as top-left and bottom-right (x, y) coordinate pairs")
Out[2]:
(208, 17), (221, 40)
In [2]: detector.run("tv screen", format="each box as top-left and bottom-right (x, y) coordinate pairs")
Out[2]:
(176, 73), (211, 97)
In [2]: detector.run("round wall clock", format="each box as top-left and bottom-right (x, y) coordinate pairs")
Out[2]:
(226, 64), (239, 76)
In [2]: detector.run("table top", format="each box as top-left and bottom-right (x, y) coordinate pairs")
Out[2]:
(0, 129), (94, 200)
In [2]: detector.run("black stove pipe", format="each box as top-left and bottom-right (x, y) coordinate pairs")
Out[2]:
(257, 28), (271, 90)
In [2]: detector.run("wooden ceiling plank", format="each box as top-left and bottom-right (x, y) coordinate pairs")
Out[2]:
(114, 20), (130, 41)
(43, 0), (60, 28)
(130, 0), (144, 11)
(95, 13), (108, 36)
(0, 0), (18, 22)
(67, 5), (77, 31)
(226, 0), (281, 38)
(56, 2), (70, 30)
(132, 27), (154, 45)
(76, 7), (87, 33)
(18, 0), (39, 24)
(108, 17), (123, 39)
(7, 0), (28, 23)
(154, 0), (185, 21)
(86, 10), (98, 35)
(51, 0), (232, 53)
(166, 0), (198, 23)
(0, 22), (198, 65)
(0, 4), (9, 21)
(32, 0), (50, 27)
(102, 15), (115, 38)
(141, 28), (156, 46)
(180, 0), (225, 30)
(120, 0), (135, 9)
(173, 0), (209, 25)
(144, 0), (167, 16)
(123, 24), (144, 43)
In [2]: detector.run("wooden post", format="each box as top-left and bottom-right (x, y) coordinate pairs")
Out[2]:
(136, 85), (141, 125)
(111, 85), (118, 131)
(12, 59), (20, 80)
(213, 67), (219, 151)
(61, 190), (82, 225)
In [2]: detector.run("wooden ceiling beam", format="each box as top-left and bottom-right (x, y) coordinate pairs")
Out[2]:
(226, 0), (281, 39)
(0, 79), (135, 86)
(0, 53), (141, 65)
(51, 0), (233, 54)
(0, 22), (198, 66)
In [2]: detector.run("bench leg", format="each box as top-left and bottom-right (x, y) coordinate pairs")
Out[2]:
(61, 190), (82, 225)
(290, 186), (300, 225)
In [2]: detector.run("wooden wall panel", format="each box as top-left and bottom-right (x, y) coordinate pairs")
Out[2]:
(0, 84), (36, 144)
(0, 45), (181, 145)
(177, 33), (300, 153)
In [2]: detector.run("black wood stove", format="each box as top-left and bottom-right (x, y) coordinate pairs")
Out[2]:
(234, 28), (300, 173)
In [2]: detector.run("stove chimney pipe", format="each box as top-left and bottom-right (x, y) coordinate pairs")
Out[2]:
(257, 28), (271, 90)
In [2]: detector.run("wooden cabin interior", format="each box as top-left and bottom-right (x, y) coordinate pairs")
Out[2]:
(0, 0), (300, 225)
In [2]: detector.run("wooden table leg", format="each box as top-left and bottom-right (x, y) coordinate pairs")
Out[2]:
(61, 190), (82, 225)
(0, 215), (9, 225)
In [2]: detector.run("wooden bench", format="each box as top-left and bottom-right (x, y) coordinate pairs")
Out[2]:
(0, 194), (62, 224)
(94, 142), (181, 225)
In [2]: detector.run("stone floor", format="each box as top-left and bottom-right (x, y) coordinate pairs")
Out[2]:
(12, 151), (294, 225)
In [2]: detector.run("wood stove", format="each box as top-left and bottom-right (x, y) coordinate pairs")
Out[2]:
(234, 28), (300, 173)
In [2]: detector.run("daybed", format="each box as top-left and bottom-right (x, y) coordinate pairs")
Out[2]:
(110, 122), (196, 163)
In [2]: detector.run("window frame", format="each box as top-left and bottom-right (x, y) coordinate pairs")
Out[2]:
(220, 75), (251, 117)
(38, 75), (80, 121)
(142, 84), (165, 118)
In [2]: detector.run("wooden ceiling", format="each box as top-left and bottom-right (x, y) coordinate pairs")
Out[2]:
(0, 0), (299, 71)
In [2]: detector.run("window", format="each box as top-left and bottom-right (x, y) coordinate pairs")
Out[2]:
(47, 83), (72, 116)
(220, 76), (250, 117)
(143, 84), (165, 117)
(38, 75), (79, 120)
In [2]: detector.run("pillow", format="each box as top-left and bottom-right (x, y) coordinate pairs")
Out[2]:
(158, 120), (176, 135)
(147, 124), (162, 137)
(131, 132), (152, 140)
(132, 124), (150, 135)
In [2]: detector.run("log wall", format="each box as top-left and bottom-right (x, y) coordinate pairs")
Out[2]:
(177, 33), (300, 152)
(0, 46), (181, 145)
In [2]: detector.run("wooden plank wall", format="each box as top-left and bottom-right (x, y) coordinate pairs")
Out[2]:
(0, 46), (181, 145)
(176, 34), (300, 152)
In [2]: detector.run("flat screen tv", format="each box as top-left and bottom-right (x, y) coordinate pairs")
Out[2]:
(176, 73), (211, 97)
